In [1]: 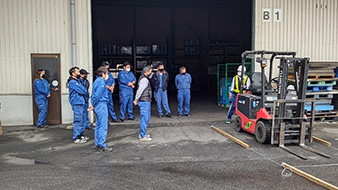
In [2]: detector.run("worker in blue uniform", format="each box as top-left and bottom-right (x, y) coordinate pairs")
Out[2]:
(175, 66), (192, 117)
(68, 67), (89, 144)
(118, 61), (136, 122)
(102, 61), (120, 123)
(151, 61), (172, 118)
(79, 69), (91, 130)
(227, 65), (251, 124)
(33, 69), (51, 128)
(134, 66), (153, 142)
(89, 66), (113, 152)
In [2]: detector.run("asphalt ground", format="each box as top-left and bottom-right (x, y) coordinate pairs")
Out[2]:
(1, 96), (338, 190)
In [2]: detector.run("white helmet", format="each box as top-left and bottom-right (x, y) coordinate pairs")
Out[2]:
(237, 65), (246, 72)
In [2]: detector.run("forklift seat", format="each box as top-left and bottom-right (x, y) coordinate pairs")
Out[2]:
(250, 72), (269, 94)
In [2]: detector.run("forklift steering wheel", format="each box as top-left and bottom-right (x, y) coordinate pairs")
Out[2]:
(271, 77), (279, 84)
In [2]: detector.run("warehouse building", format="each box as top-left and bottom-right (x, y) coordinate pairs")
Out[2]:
(0, 0), (337, 126)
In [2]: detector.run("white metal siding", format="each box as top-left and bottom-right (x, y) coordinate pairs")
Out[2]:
(255, 0), (338, 74)
(0, 0), (92, 95)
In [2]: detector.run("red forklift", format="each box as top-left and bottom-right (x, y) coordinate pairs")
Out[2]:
(234, 50), (330, 159)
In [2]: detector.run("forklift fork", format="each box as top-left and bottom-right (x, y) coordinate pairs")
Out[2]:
(299, 122), (331, 158)
(279, 122), (331, 159)
(279, 123), (307, 160)
(274, 100), (331, 159)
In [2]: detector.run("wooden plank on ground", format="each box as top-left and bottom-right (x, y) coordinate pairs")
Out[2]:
(211, 125), (249, 149)
(313, 136), (332, 146)
(282, 163), (338, 190)
(0, 120), (3, 136)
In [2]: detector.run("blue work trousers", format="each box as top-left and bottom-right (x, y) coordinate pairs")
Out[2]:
(35, 98), (48, 127)
(108, 93), (118, 120)
(227, 92), (238, 120)
(177, 89), (191, 115)
(72, 104), (86, 140)
(119, 91), (134, 120)
(154, 89), (171, 116)
(138, 102), (151, 138)
(84, 102), (90, 128)
(94, 102), (108, 147)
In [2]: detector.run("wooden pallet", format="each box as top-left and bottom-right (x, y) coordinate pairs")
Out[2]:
(307, 74), (335, 79)
(289, 78), (338, 82)
(308, 112), (338, 122)
(289, 69), (335, 74)
(288, 74), (335, 80)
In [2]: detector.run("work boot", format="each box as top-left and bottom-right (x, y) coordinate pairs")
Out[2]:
(74, 138), (86, 144)
(127, 117), (136, 121)
(111, 119), (121, 123)
(81, 135), (89, 142)
(166, 114), (172, 118)
(96, 146), (113, 152)
(138, 134), (151, 139)
(38, 125), (49, 128)
(184, 114), (190, 118)
(139, 136), (152, 142)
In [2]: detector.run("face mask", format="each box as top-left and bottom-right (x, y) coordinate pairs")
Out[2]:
(126, 68), (131, 72)
(76, 74), (81, 79)
(148, 72), (153, 78)
(83, 76), (87, 79)
(181, 72), (186, 75)
(42, 74), (45, 78)
(158, 68), (164, 72)
(105, 74), (109, 80)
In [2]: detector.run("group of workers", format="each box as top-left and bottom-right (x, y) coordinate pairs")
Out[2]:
(33, 61), (194, 152)
(34, 60), (249, 152)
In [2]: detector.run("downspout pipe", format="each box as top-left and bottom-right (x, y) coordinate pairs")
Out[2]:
(71, 0), (77, 67)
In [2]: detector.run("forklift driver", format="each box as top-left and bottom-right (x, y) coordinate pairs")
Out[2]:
(226, 65), (251, 124)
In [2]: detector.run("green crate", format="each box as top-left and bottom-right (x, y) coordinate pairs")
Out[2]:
(217, 62), (252, 107)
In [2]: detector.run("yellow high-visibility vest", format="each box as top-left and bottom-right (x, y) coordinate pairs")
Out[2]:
(234, 75), (248, 93)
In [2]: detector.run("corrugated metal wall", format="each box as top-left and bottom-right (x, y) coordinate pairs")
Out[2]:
(255, 0), (338, 74)
(0, 0), (92, 95)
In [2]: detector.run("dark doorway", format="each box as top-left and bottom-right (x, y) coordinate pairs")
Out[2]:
(91, 0), (252, 101)
(31, 54), (62, 125)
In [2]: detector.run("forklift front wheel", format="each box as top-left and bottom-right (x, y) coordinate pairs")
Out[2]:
(234, 117), (243, 132)
(255, 121), (271, 144)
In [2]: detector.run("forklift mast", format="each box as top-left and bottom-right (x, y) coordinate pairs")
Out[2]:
(276, 57), (310, 126)
(240, 51), (296, 107)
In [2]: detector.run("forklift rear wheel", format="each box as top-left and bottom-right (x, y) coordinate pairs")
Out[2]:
(255, 121), (271, 144)
(234, 117), (243, 132)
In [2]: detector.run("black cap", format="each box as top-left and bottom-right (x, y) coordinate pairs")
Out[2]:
(80, 69), (89, 75)
(101, 61), (110, 66)
(123, 61), (131, 67)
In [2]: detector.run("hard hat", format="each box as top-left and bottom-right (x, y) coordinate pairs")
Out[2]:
(237, 65), (246, 72)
